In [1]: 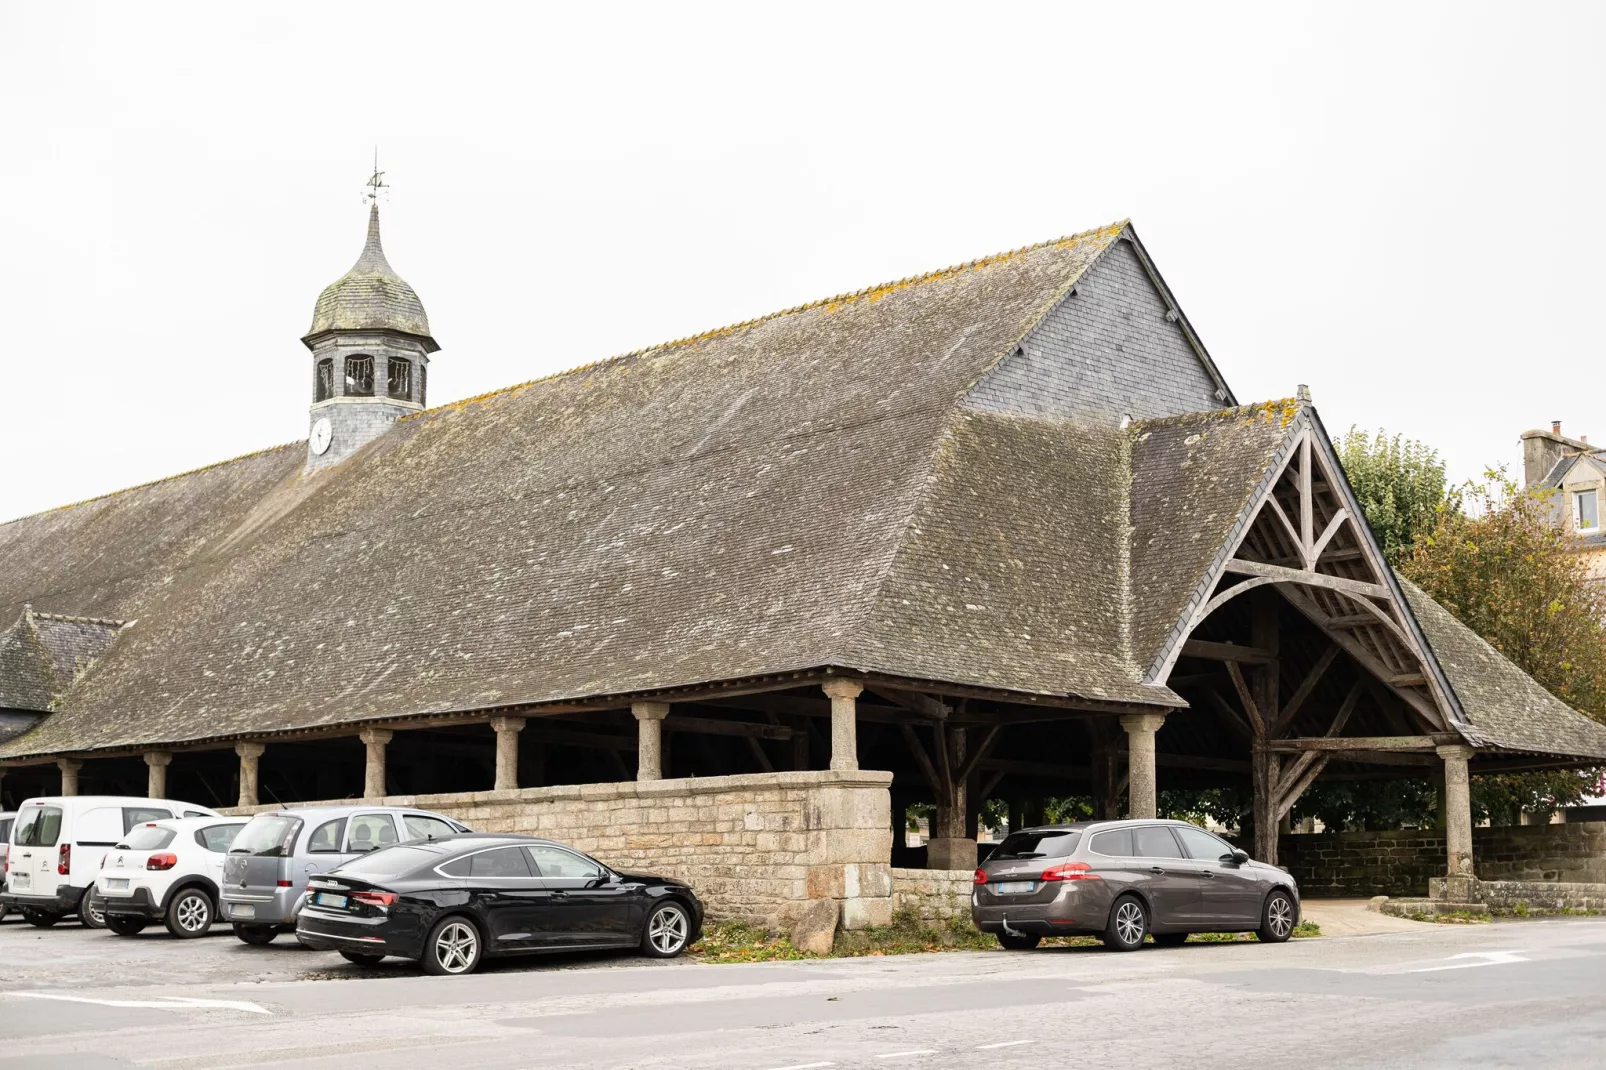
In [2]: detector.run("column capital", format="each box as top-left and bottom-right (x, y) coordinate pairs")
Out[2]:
(56, 757), (83, 774)
(358, 727), (394, 746)
(234, 741), (266, 759)
(631, 701), (671, 722)
(143, 750), (172, 768)
(1435, 743), (1476, 762)
(822, 678), (864, 702)
(490, 715), (527, 734)
(1119, 712), (1167, 735)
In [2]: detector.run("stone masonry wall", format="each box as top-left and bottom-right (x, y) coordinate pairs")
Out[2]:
(225, 769), (895, 929)
(891, 868), (973, 922)
(1280, 822), (1606, 897)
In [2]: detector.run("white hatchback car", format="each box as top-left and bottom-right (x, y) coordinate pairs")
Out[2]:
(96, 817), (247, 938)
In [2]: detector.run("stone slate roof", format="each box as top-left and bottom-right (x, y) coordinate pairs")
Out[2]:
(2, 223), (1168, 757)
(0, 607), (126, 712)
(1400, 580), (1606, 760)
(305, 204), (436, 348)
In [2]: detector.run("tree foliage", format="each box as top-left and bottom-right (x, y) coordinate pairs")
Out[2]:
(1335, 427), (1448, 564)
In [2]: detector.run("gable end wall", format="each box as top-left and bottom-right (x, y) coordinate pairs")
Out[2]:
(965, 238), (1221, 423)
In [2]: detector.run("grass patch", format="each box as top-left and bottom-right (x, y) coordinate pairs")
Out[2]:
(1293, 919), (1322, 938)
(1406, 910), (1492, 924)
(688, 921), (814, 963)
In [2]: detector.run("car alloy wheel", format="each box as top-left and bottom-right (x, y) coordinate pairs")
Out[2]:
(643, 903), (689, 958)
(1103, 895), (1147, 951)
(168, 890), (212, 938)
(433, 921), (479, 974)
(1259, 891), (1296, 943)
(80, 892), (107, 929)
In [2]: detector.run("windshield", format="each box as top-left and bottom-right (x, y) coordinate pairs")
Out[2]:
(990, 829), (1081, 861)
(121, 826), (177, 850)
(228, 815), (303, 857)
(332, 844), (442, 882)
(14, 805), (63, 847)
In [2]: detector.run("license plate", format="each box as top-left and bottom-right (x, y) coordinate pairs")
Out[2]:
(994, 881), (1035, 894)
(316, 893), (348, 909)
(106, 878), (129, 891)
(231, 903), (256, 918)
(11, 873), (28, 890)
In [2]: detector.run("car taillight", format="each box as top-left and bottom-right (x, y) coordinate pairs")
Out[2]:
(1041, 862), (1100, 882)
(146, 853), (178, 871)
(973, 868), (988, 885)
(277, 880), (292, 887)
(352, 891), (397, 912)
(58, 843), (71, 875)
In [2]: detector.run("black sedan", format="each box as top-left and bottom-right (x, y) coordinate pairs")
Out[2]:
(294, 834), (703, 975)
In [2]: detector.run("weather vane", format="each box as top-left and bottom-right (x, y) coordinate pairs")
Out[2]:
(364, 146), (388, 205)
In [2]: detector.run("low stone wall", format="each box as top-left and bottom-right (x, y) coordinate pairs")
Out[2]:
(1453, 879), (1606, 913)
(224, 769), (894, 930)
(891, 868), (973, 922)
(1281, 822), (1606, 897)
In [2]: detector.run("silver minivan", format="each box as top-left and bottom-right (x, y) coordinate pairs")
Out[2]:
(220, 805), (470, 945)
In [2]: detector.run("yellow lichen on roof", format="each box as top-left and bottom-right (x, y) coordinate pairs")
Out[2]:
(399, 221), (1129, 422)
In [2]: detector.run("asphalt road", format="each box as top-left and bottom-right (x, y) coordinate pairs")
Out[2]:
(1, 912), (1603, 1069)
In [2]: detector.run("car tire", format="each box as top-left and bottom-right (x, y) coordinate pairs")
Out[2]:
(22, 908), (63, 928)
(996, 931), (1041, 951)
(233, 923), (279, 946)
(340, 950), (385, 966)
(1101, 895), (1148, 951)
(107, 914), (147, 937)
(421, 916), (483, 976)
(79, 891), (108, 929)
(1152, 932), (1189, 948)
(166, 888), (214, 939)
(1257, 889), (1297, 944)
(640, 901), (691, 959)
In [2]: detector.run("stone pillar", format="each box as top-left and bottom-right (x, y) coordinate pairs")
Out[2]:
(359, 728), (393, 800)
(1437, 743), (1477, 901)
(144, 751), (172, 799)
(632, 702), (670, 781)
(57, 758), (82, 797)
(235, 742), (265, 808)
(1120, 713), (1166, 820)
(822, 679), (863, 772)
(490, 716), (525, 791)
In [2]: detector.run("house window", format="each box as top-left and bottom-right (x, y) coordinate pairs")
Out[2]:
(1575, 490), (1599, 532)
(345, 355), (374, 397)
(387, 357), (411, 401)
(314, 358), (334, 402)
(419, 362), (427, 406)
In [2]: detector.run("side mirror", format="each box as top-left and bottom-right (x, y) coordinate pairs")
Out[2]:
(1227, 849), (1250, 865)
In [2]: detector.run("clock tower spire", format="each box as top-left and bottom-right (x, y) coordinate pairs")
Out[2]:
(302, 166), (438, 469)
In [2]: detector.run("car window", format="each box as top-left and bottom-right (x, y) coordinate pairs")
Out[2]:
(402, 815), (456, 842)
(1089, 828), (1133, 857)
(1133, 826), (1185, 858)
(197, 824), (243, 852)
(1175, 825), (1236, 862)
(14, 806), (62, 846)
(306, 819), (347, 853)
(470, 847), (534, 878)
(123, 807), (173, 833)
(345, 814), (399, 853)
(0, 818), (13, 841)
(990, 830), (1081, 861)
(525, 845), (604, 881)
(123, 826), (177, 850)
(77, 806), (124, 845)
(334, 844), (443, 881)
(182, 810), (211, 819)
(229, 815), (303, 857)
(439, 854), (473, 877)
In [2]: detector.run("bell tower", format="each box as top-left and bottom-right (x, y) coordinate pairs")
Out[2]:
(302, 168), (439, 469)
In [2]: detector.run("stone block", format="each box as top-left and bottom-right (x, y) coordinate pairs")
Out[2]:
(840, 895), (893, 930)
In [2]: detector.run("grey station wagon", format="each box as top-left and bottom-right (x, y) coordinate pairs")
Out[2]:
(221, 805), (470, 945)
(972, 819), (1299, 950)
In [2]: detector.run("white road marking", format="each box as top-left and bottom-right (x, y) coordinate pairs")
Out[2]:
(12, 992), (271, 1015)
(877, 1052), (937, 1059)
(766, 1064), (835, 1070)
(977, 1039), (1032, 1049)
(1409, 950), (1529, 973)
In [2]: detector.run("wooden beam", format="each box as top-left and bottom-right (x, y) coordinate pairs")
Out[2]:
(1206, 689), (1256, 742)
(954, 725), (1003, 786)
(1310, 508), (1350, 563)
(1388, 673), (1428, 688)
(1225, 661), (1265, 740)
(1275, 679), (1361, 795)
(1276, 753), (1329, 820)
(898, 723), (946, 802)
(865, 686), (950, 721)
(1182, 639), (1275, 664)
(744, 735), (775, 773)
(525, 727), (635, 752)
(1222, 558), (1390, 600)
(664, 715), (793, 741)
(1299, 433), (1314, 560)
(1267, 735), (1438, 752)
(1270, 646), (1340, 737)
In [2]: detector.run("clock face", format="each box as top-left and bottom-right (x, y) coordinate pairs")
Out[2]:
(310, 417), (333, 456)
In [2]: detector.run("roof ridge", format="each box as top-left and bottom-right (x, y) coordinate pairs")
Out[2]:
(400, 220), (1130, 423)
(32, 612), (128, 628)
(1131, 397), (1304, 431)
(0, 440), (303, 528)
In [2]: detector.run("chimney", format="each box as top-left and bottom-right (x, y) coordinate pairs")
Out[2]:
(1553, 420), (1562, 435)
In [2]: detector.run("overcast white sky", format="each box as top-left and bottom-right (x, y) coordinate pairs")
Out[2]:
(1, 2), (1601, 522)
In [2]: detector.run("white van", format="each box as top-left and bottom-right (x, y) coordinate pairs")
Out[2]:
(3, 796), (221, 928)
